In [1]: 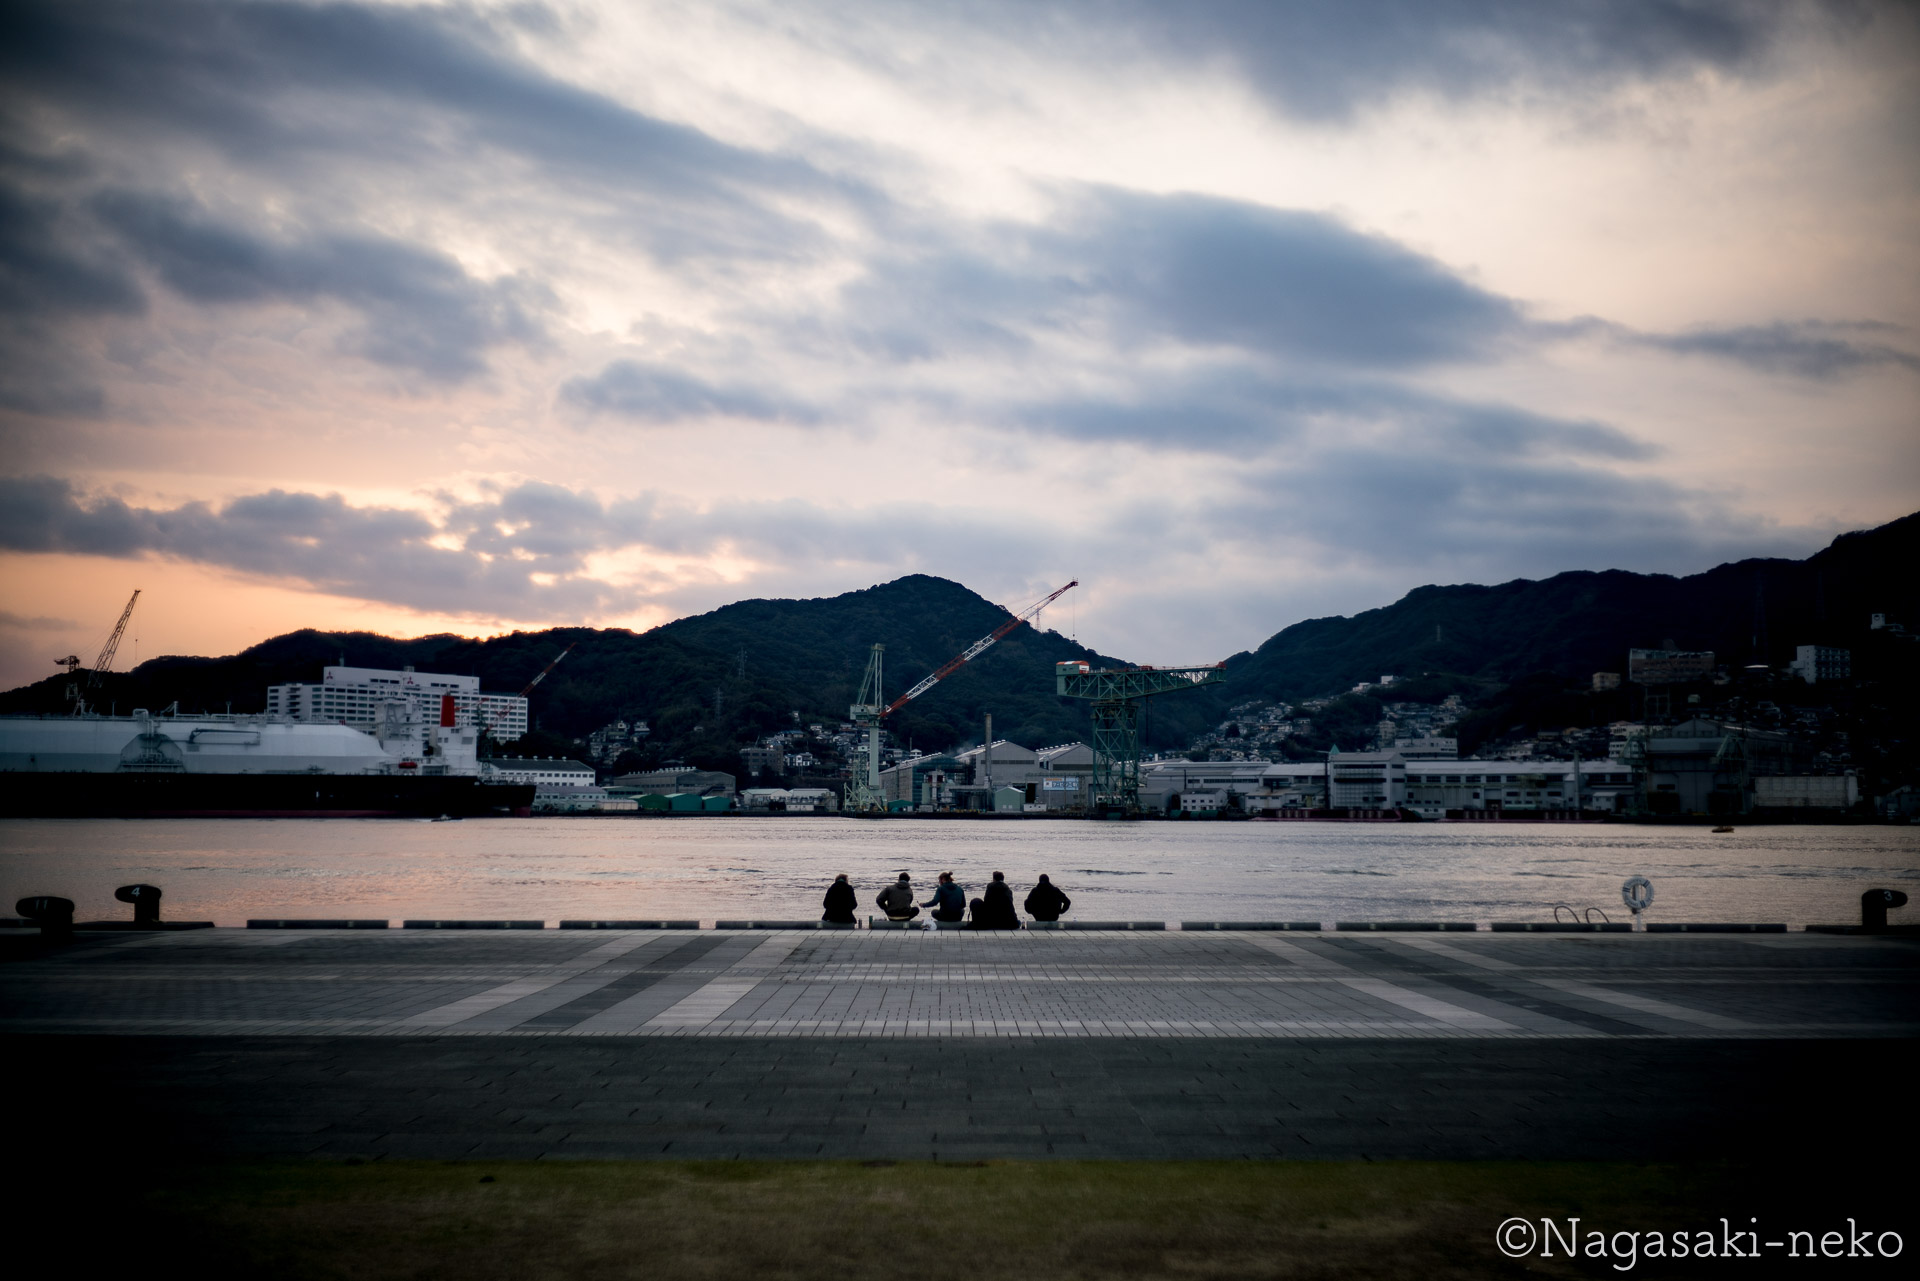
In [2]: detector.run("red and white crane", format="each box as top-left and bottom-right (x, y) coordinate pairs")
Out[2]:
(881, 579), (1078, 716)
(477, 642), (575, 743)
(846, 580), (1077, 813)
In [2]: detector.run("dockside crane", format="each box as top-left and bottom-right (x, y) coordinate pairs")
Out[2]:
(1055, 659), (1224, 816)
(846, 580), (1077, 814)
(54, 589), (140, 713)
(477, 642), (576, 746)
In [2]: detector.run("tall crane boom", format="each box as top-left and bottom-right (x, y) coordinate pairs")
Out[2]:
(517, 643), (575, 697)
(88, 590), (140, 687)
(882, 580), (1077, 716)
(478, 642), (575, 740)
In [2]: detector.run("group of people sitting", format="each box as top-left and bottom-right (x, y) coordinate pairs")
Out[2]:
(820, 871), (1070, 929)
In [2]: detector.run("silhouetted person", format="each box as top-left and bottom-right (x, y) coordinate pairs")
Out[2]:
(970, 871), (1019, 929)
(822, 873), (857, 925)
(921, 871), (966, 924)
(876, 872), (919, 921)
(1024, 874), (1070, 922)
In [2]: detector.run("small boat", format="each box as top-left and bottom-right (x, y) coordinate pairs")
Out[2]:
(1712, 825), (1734, 833)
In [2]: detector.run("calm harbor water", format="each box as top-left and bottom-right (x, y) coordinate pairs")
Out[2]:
(3, 817), (1916, 928)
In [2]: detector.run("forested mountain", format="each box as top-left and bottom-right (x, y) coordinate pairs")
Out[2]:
(4, 514), (1913, 775)
(0, 576), (1167, 768)
(1216, 512), (1919, 705)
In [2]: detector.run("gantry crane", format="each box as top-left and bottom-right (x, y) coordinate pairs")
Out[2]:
(54, 589), (140, 713)
(845, 580), (1077, 814)
(1055, 659), (1224, 816)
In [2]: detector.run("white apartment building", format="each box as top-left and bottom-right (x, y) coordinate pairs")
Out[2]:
(1788, 645), (1850, 684)
(267, 665), (529, 741)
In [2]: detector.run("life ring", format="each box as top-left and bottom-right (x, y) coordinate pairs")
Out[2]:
(1621, 876), (1654, 912)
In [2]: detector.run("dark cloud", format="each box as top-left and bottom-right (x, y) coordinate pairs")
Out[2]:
(0, 610), (82, 632)
(0, 475), (627, 617)
(91, 189), (553, 381)
(1, 449), (1809, 642)
(559, 360), (813, 423)
(1010, 368), (1655, 459)
(0, 169), (147, 414)
(848, 0), (1861, 123)
(834, 190), (1526, 370)
(1206, 438), (1810, 587)
(1068, 192), (1527, 365)
(1633, 320), (1920, 379)
(0, 472), (1065, 622)
(0, 0), (865, 257)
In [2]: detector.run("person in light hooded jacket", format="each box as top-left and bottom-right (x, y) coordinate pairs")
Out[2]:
(875, 872), (919, 921)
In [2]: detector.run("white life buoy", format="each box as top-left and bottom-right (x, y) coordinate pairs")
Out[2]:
(1621, 876), (1654, 911)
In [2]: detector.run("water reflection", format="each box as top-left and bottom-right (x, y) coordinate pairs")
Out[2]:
(0, 817), (1914, 927)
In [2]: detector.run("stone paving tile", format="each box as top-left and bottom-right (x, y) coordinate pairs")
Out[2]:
(4, 930), (1916, 1161)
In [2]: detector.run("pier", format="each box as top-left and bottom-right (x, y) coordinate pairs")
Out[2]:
(6, 925), (1913, 1163)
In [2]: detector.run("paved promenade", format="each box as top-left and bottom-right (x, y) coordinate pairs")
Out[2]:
(5, 928), (1914, 1160)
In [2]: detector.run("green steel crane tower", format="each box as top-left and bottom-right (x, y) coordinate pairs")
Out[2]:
(1055, 660), (1224, 815)
(845, 643), (887, 814)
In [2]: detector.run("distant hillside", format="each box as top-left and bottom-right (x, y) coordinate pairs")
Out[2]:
(5, 515), (1914, 772)
(0, 576), (1176, 767)
(1217, 512), (1920, 706)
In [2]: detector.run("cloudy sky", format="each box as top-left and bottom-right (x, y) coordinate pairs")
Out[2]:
(1, 0), (1916, 691)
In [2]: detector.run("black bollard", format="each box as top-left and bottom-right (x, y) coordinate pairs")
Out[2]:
(115, 883), (163, 925)
(1861, 888), (1908, 933)
(16, 896), (75, 941)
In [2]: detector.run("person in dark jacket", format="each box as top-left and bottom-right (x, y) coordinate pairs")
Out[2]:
(1023, 874), (1070, 922)
(822, 874), (857, 924)
(970, 871), (1020, 929)
(920, 872), (966, 924)
(875, 872), (919, 921)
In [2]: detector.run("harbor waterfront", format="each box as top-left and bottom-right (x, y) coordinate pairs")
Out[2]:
(4, 816), (1914, 928)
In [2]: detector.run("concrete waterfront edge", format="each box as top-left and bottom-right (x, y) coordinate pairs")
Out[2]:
(21, 916), (1831, 933)
(559, 920), (699, 930)
(1337, 921), (1477, 932)
(1181, 921), (1323, 931)
(246, 919), (389, 929)
(401, 920), (545, 930)
(1490, 922), (1630, 933)
(73, 921), (214, 931)
(1647, 922), (1787, 933)
(716, 920), (858, 930)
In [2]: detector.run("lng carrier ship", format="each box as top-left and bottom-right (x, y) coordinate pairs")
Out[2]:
(0, 671), (537, 819)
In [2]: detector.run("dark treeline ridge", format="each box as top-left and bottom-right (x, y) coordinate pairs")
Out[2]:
(4, 515), (1914, 778)
(0, 576), (1152, 774)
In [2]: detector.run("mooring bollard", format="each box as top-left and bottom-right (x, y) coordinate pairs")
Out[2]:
(114, 883), (163, 925)
(15, 896), (75, 941)
(1861, 888), (1908, 933)
(1621, 876), (1654, 932)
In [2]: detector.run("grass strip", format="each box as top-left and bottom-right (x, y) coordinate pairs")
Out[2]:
(32, 1158), (1906, 1279)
